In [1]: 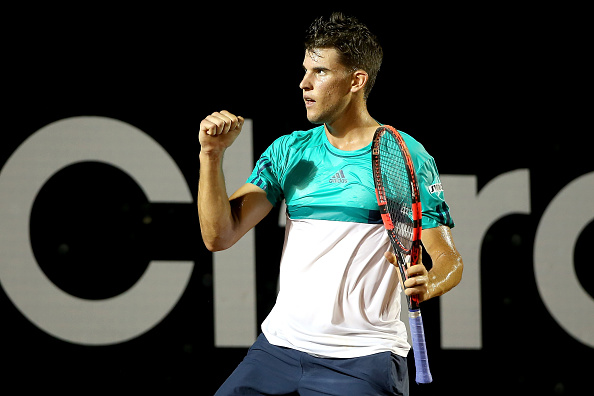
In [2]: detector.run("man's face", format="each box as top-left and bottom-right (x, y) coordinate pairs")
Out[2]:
(300, 48), (354, 125)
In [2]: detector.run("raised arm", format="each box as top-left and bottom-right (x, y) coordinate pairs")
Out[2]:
(198, 111), (273, 252)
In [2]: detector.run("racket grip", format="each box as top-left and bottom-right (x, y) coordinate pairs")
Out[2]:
(409, 309), (433, 384)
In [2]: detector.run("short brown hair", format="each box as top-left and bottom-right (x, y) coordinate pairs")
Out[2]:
(304, 12), (383, 99)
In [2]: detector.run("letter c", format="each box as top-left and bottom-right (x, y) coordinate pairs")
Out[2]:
(0, 117), (194, 345)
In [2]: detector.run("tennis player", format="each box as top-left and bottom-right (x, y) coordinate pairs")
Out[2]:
(198, 12), (463, 396)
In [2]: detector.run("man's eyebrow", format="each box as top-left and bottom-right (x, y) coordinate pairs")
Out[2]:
(303, 65), (331, 72)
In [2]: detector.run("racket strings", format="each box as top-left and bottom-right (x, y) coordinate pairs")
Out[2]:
(378, 134), (414, 251)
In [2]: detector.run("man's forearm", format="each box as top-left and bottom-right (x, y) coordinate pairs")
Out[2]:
(419, 225), (464, 301)
(198, 151), (235, 251)
(427, 250), (463, 300)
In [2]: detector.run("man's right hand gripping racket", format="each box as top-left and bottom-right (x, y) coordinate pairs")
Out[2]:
(372, 125), (432, 384)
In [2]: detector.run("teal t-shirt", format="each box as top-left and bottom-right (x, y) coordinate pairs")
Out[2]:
(247, 125), (454, 229)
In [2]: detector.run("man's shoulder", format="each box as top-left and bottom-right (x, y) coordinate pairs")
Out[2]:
(398, 129), (434, 170)
(270, 125), (325, 151)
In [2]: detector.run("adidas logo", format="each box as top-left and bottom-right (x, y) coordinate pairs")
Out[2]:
(329, 170), (348, 183)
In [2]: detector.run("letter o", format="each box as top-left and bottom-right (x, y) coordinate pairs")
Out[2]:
(534, 172), (594, 348)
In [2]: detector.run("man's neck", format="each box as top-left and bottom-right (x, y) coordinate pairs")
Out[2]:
(324, 106), (379, 151)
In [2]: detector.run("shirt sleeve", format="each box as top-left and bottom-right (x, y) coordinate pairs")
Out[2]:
(416, 157), (455, 229)
(246, 138), (285, 207)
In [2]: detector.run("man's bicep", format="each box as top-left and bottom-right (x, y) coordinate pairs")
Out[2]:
(229, 183), (274, 236)
(421, 225), (460, 261)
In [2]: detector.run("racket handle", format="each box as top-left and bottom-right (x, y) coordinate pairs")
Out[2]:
(409, 309), (433, 384)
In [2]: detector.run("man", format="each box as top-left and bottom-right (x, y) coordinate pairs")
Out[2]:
(198, 13), (463, 396)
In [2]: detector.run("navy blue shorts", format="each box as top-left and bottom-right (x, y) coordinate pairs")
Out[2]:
(215, 333), (409, 396)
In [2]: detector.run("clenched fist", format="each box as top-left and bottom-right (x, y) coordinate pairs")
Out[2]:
(199, 110), (244, 155)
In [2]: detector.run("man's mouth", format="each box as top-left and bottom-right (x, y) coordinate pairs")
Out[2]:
(304, 97), (316, 107)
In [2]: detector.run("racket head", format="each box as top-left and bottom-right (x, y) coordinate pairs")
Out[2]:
(372, 125), (423, 305)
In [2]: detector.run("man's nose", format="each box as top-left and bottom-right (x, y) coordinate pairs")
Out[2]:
(299, 72), (313, 91)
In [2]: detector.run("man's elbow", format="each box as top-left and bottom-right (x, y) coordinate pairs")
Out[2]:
(204, 241), (224, 252)
(202, 237), (233, 252)
(452, 256), (464, 287)
(201, 230), (238, 252)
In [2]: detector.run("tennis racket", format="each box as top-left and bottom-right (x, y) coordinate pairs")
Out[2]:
(372, 125), (432, 384)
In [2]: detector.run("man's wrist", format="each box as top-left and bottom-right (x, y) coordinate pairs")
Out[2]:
(199, 149), (225, 162)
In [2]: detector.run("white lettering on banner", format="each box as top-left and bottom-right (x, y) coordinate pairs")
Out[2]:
(213, 119), (258, 347)
(0, 117), (194, 345)
(534, 172), (594, 348)
(440, 170), (531, 349)
(0, 117), (592, 350)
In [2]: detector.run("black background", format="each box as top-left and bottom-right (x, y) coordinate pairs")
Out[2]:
(3, 3), (592, 395)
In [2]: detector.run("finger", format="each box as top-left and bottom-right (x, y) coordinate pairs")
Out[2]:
(200, 119), (219, 136)
(210, 112), (234, 135)
(405, 273), (428, 290)
(202, 115), (224, 136)
(405, 286), (424, 297)
(222, 111), (245, 132)
(216, 111), (233, 135)
(385, 251), (405, 289)
(384, 251), (397, 265)
(404, 277), (414, 288)
(406, 265), (427, 277)
(219, 110), (244, 133)
(203, 112), (231, 136)
(384, 251), (403, 274)
(236, 115), (245, 130)
(404, 277), (416, 289)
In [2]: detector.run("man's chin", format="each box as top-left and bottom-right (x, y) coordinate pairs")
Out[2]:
(306, 112), (325, 125)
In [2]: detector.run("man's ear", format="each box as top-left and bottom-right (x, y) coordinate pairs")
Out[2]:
(351, 70), (369, 94)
